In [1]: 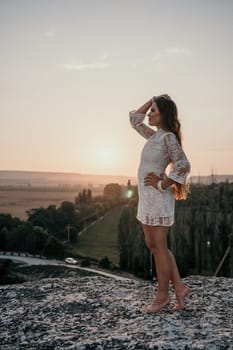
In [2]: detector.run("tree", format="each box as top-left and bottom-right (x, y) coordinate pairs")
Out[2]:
(59, 201), (75, 224)
(7, 222), (33, 252)
(103, 183), (121, 204)
(99, 256), (111, 269)
(42, 235), (65, 258)
(27, 207), (56, 231)
(229, 232), (233, 277)
(0, 214), (21, 231)
(0, 227), (8, 250)
(75, 189), (91, 205)
(118, 183), (233, 278)
(27, 204), (76, 240)
(87, 189), (92, 202)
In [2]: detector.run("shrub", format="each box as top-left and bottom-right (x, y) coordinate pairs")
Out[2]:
(80, 259), (91, 267)
(98, 256), (110, 269)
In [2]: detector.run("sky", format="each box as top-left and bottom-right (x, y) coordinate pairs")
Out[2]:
(1, 0), (233, 177)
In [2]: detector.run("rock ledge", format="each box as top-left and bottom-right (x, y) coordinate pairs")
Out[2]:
(0, 275), (232, 349)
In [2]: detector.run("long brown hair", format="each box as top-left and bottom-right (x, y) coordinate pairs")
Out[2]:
(155, 95), (189, 200)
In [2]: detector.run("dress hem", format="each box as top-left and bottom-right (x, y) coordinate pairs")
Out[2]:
(136, 215), (174, 227)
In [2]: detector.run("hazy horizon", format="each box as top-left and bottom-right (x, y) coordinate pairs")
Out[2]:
(0, 168), (232, 180)
(1, 166), (233, 175)
(1, 0), (233, 177)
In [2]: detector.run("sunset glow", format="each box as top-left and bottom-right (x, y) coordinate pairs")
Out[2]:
(99, 148), (113, 163)
(0, 0), (233, 177)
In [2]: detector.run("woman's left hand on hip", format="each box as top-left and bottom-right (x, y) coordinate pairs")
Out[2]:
(144, 172), (163, 188)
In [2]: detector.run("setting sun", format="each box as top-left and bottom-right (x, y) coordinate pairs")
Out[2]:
(99, 148), (113, 162)
(89, 146), (120, 174)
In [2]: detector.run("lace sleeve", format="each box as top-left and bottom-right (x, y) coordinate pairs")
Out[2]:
(129, 110), (155, 139)
(164, 133), (191, 184)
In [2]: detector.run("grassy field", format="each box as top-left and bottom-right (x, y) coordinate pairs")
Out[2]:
(0, 189), (80, 220)
(0, 188), (123, 266)
(72, 206), (122, 265)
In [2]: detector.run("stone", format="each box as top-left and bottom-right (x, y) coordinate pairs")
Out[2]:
(0, 276), (232, 349)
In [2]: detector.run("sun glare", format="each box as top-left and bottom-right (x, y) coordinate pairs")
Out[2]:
(100, 148), (112, 162)
(92, 147), (117, 172)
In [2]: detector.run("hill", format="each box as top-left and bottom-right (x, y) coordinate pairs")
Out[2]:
(0, 170), (137, 188)
(0, 170), (232, 188)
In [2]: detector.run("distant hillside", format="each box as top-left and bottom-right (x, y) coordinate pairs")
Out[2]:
(0, 170), (137, 188)
(0, 170), (232, 188)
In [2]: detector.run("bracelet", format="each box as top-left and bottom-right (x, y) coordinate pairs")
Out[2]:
(157, 180), (166, 193)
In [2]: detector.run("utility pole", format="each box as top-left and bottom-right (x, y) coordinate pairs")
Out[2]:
(66, 224), (71, 243)
(214, 246), (231, 277)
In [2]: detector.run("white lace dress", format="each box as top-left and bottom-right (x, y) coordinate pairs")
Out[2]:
(130, 111), (191, 226)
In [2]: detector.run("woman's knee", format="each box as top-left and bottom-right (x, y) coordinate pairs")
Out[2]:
(145, 238), (163, 253)
(143, 226), (168, 250)
(147, 239), (168, 255)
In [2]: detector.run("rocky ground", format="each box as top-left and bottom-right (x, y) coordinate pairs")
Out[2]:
(0, 274), (232, 350)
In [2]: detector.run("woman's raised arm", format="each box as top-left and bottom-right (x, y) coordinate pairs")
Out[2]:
(135, 99), (153, 114)
(129, 98), (155, 139)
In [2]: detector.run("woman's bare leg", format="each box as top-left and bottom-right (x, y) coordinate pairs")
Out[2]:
(142, 224), (171, 312)
(168, 249), (190, 310)
(143, 224), (189, 311)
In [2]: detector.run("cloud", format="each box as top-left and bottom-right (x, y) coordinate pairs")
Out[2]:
(62, 54), (114, 71)
(44, 29), (57, 38)
(165, 47), (193, 56)
(152, 46), (193, 61)
(99, 53), (112, 61)
(152, 52), (163, 62)
(131, 63), (137, 69)
(63, 62), (112, 70)
(99, 52), (119, 61)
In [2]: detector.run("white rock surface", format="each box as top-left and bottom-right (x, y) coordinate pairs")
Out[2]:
(0, 276), (232, 349)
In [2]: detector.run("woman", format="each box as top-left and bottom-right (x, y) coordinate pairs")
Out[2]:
(129, 94), (191, 312)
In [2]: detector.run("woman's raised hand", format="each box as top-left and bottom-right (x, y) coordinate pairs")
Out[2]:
(152, 94), (172, 102)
